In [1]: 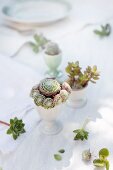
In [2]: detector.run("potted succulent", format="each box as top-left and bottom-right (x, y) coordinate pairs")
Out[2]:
(30, 78), (71, 135)
(44, 42), (62, 78)
(65, 61), (100, 108)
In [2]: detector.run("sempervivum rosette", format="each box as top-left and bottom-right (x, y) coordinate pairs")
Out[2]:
(39, 78), (61, 96)
(30, 78), (71, 109)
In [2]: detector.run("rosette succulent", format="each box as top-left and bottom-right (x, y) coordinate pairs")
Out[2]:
(39, 78), (61, 96)
(60, 90), (69, 102)
(7, 117), (25, 140)
(45, 42), (61, 55)
(30, 78), (71, 109)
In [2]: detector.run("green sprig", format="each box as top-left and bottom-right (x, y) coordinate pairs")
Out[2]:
(94, 24), (111, 37)
(73, 119), (90, 141)
(93, 148), (110, 170)
(7, 117), (26, 140)
(32, 34), (50, 53)
(73, 129), (89, 141)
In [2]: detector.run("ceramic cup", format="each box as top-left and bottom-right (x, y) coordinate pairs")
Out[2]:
(67, 86), (87, 108)
(44, 52), (62, 78)
(35, 105), (62, 135)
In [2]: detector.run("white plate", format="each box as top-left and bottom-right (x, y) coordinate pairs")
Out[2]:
(2, 0), (71, 30)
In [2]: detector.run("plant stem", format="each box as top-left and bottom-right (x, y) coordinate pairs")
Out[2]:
(82, 118), (91, 129)
(0, 121), (10, 126)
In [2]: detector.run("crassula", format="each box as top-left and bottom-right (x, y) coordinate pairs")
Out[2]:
(30, 78), (71, 109)
(65, 61), (100, 89)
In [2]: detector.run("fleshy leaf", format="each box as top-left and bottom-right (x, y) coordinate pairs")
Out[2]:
(106, 160), (110, 170)
(54, 154), (62, 161)
(58, 149), (65, 154)
(99, 148), (109, 158)
(93, 159), (105, 167)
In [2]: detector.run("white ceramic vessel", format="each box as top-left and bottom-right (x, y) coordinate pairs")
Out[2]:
(67, 86), (87, 108)
(44, 52), (62, 78)
(35, 105), (62, 135)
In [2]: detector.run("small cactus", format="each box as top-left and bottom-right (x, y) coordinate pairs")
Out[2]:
(45, 42), (61, 55)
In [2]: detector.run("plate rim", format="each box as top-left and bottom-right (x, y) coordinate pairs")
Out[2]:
(2, 0), (72, 25)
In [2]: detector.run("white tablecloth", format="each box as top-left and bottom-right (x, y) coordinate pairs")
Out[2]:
(0, 0), (113, 169)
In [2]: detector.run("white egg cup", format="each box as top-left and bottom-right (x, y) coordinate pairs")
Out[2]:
(67, 86), (87, 108)
(44, 52), (62, 78)
(35, 105), (62, 135)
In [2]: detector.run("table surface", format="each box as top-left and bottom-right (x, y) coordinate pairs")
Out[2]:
(0, 0), (113, 170)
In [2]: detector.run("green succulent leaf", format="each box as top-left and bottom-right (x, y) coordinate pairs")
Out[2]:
(99, 148), (109, 159)
(105, 160), (110, 170)
(7, 129), (12, 134)
(32, 44), (40, 53)
(94, 24), (111, 37)
(58, 149), (65, 154)
(54, 154), (62, 161)
(93, 159), (105, 167)
(7, 117), (26, 140)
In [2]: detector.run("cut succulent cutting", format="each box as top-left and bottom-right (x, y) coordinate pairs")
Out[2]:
(7, 117), (25, 140)
(30, 78), (71, 109)
(93, 159), (105, 167)
(93, 148), (110, 170)
(82, 149), (91, 161)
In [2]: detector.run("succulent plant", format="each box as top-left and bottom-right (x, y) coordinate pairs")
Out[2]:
(30, 78), (71, 109)
(45, 42), (61, 55)
(94, 23), (111, 38)
(34, 94), (45, 106)
(30, 90), (39, 99)
(66, 61), (100, 89)
(82, 149), (92, 161)
(7, 117), (25, 140)
(60, 90), (69, 102)
(54, 94), (62, 105)
(43, 98), (55, 109)
(62, 82), (72, 93)
(32, 34), (50, 53)
(39, 78), (61, 96)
